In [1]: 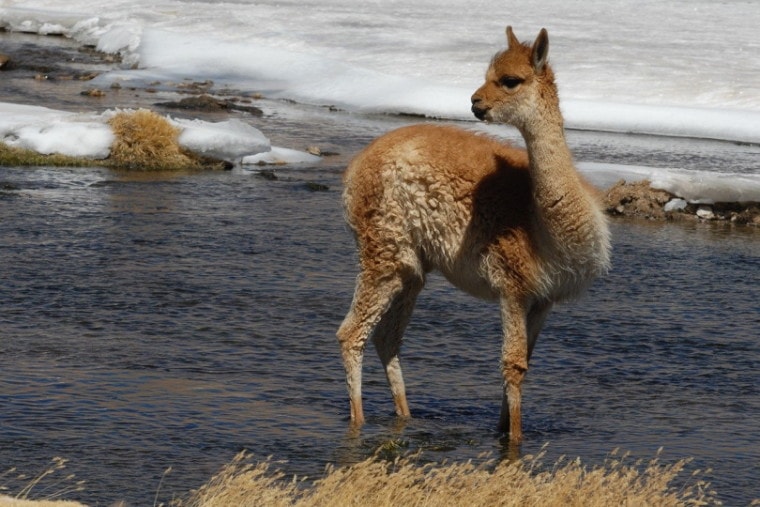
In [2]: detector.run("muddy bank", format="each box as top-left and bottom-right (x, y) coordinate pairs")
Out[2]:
(603, 180), (760, 226)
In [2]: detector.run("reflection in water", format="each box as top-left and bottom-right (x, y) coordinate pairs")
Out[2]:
(1, 143), (759, 506)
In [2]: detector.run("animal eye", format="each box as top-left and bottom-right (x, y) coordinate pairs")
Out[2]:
(499, 76), (523, 89)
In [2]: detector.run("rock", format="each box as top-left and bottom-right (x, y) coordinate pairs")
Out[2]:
(304, 146), (339, 157)
(695, 205), (715, 220)
(155, 94), (263, 116)
(664, 198), (688, 212)
(77, 72), (99, 81)
(728, 205), (760, 225)
(156, 94), (226, 110)
(176, 79), (214, 92)
(256, 169), (278, 180)
(305, 181), (329, 191)
(80, 88), (106, 97)
(0, 54), (10, 70)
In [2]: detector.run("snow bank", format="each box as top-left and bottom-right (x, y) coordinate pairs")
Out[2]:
(564, 101), (760, 145)
(0, 103), (114, 158)
(3, 5), (759, 143)
(89, 29), (760, 144)
(0, 103), (321, 166)
(173, 118), (271, 162)
(579, 162), (760, 204)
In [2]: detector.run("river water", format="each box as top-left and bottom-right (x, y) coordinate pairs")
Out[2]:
(1, 34), (759, 507)
(2, 106), (759, 505)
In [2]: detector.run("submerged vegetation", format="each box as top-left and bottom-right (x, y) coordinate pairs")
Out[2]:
(0, 110), (227, 172)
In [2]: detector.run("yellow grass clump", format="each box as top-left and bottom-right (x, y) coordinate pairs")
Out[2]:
(176, 449), (721, 507)
(107, 109), (204, 171)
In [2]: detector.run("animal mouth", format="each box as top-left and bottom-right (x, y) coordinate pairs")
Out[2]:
(471, 104), (490, 121)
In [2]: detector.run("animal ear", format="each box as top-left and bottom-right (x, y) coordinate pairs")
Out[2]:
(531, 28), (549, 72)
(506, 26), (520, 49)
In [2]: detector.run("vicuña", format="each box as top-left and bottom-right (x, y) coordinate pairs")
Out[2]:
(337, 26), (611, 444)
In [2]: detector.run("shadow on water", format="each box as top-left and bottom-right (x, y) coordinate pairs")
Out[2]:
(1, 122), (759, 505)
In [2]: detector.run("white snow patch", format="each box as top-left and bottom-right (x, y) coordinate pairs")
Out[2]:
(242, 146), (322, 166)
(0, 103), (114, 159)
(173, 118), (271, 161)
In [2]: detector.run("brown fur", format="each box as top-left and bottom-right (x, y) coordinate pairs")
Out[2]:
(338, 27), (610, 444)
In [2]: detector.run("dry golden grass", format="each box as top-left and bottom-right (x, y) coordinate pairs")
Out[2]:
(3, 449), (739, 507)
(175, 449), (721, 507)
(0, 458), (85, 507)
(107, 109), (204, 171)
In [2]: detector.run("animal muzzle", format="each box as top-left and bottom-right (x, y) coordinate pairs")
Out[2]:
(470, 96), (489, 121)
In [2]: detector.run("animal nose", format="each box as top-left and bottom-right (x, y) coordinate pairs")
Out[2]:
(471, 96), (488, 120)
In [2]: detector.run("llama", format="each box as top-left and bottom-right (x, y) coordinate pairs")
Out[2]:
(337, 26), (610, 444)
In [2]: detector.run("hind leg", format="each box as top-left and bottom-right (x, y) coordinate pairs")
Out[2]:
(371, 273), (424, 418)
(337, 265), (413, 425)
(527, 301), (552, 362)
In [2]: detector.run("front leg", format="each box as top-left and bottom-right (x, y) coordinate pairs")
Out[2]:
(498, 298), (529, 444)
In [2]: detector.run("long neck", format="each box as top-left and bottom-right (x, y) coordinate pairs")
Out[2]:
(520, 104), (584, 212)
(512, 74), (611, 284)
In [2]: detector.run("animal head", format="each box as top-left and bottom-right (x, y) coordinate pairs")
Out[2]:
(471, 27), (557, 129)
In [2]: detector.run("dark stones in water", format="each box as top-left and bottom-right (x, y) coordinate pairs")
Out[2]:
(155, 94), (263, 116)
(304, 181), (329, 192)
(256, 169), (278, 181)
(254, 170), (329, 191)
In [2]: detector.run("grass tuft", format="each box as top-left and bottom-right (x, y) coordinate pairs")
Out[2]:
(106, 109), (204, 171)
(173, 449), (722, 507)
(0, 458), (86, 507)
(0, 144), (98, 168)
